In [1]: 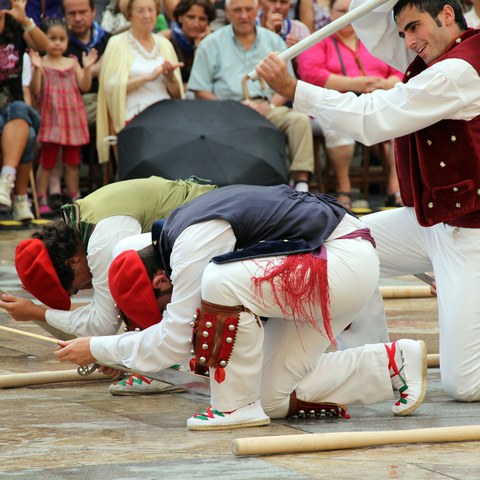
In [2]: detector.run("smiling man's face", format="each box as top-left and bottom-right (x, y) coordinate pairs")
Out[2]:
(396, 5), (457, 65)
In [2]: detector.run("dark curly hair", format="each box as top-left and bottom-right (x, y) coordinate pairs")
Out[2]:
(31, 220), (81, 294)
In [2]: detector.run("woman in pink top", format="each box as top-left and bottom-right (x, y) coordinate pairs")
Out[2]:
(297, 0), (403, 209)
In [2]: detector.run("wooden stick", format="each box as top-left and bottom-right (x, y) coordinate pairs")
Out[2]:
(231, 425), (480, 456)
(0, 325), (60, 347)
(0, 370), (108, 389)
(380, 285), (432, 299)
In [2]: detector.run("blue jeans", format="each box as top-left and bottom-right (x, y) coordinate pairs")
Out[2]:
(0, 101), (41, 164)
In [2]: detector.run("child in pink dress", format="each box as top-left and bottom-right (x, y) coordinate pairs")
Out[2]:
(29, 18), (98, 215)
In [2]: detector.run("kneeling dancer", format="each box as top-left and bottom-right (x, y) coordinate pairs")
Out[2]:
(56, 185), (427, 430)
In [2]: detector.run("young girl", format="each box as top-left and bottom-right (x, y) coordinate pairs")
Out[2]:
(29, 18), (98, 215)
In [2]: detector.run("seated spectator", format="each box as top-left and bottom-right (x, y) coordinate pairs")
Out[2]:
(64, 0), (110, 89)
(96, 0), (184, 164)
(188, 0), (314, 191)
(297, 0), (403, 208)
(258, 0), (310, 48)
(101, 0), (169, 34)
(170, 0), (215, 88)
(0, 1), (48, 221)
(164, 0), (228, 32)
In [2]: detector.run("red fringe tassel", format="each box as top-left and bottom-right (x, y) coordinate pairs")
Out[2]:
(252, 252), (336, 346)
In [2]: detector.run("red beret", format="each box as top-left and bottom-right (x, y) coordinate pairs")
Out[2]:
(15, 239), (71, 310)
(108, 250), (161, 329)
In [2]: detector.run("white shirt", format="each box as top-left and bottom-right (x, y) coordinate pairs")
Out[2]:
(293, 0), (480, 146)
(90, 220), (237, 372)
(464, 7), (480, 28)
(45, 216), (142, 337)
(125, 49), (170, 121)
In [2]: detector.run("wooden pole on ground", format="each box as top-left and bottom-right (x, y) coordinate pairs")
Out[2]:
(231, 425), (480, 456)
(0, 369), (108, 389)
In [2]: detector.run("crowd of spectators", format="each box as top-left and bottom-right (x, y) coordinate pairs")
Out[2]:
(0, 0), (477, 220)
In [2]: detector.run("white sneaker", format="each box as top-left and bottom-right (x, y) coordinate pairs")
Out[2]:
(386, 339), (427, 416)
(109, 374), (183, 396)
(12, 195), (34, 221)
(187, 399), (271, 431)
(0, 171), (15, 208)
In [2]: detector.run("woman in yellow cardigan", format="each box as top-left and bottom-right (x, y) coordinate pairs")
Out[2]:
(97, 0), (184, 164)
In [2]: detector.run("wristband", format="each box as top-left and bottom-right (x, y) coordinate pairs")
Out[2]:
(23, 18), (36, 33)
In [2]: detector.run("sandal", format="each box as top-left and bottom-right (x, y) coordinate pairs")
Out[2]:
(385, 191), (404, 208)
(335, 191), (352, 210)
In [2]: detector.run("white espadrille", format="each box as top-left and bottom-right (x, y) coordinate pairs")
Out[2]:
(187, 399), (270, 431)
(386, 339), (427, 416)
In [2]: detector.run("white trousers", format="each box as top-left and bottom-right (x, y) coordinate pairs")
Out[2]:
(201, 215), (394, 414)
(343, 207), (480, 401)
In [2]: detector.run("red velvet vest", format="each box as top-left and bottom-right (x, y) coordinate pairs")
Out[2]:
(395, 29), (480, 227)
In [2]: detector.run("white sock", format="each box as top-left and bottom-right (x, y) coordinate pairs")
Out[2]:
(13, 194), (28, 201)
(1, 166), (16, 177)
(295, 181), (309, 192)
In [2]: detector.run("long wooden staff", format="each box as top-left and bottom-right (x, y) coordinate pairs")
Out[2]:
(232, 425), (480, 456)
(0, 324), (61, 348)
(0, 370), (108, 388)
(248, 0), (391, 80)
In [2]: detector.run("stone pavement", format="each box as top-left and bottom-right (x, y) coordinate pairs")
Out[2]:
(1, 226), (480, 480)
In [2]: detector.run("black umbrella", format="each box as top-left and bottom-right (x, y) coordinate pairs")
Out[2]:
(117, 99), (288, 186)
